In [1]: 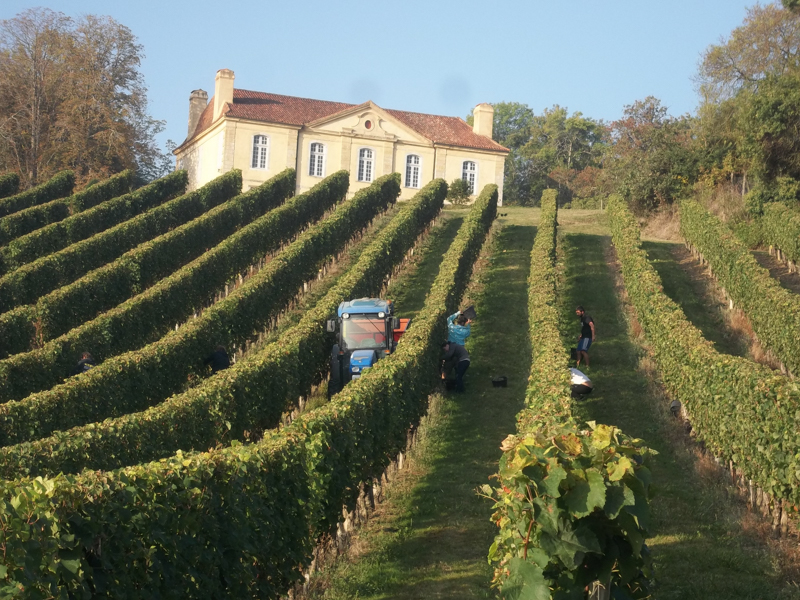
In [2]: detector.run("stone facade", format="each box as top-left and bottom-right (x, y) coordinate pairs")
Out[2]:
(174, 70), (508, 204)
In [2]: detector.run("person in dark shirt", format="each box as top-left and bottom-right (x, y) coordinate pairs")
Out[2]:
(441, 341), (470, 392)
(204, 345), (231, 374)
(575, 305), (596, 367)
(71, 351), (96, 376)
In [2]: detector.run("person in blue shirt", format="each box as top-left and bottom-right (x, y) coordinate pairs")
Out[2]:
(447, 311), (471, 346)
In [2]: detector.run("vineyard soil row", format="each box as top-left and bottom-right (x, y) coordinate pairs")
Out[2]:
(307, 207), (522, 598)
(560, 231), (794, 598)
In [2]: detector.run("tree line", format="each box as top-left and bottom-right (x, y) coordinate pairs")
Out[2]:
(0, 8), (171, 190)
(487, 1), (800, 213)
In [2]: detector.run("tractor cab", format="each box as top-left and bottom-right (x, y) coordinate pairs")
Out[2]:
(326, 298), (411, 396)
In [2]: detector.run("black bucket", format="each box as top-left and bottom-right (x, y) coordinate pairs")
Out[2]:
(492, 376), (507, 388)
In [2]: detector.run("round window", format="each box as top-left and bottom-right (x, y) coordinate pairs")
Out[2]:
(364, 120), (372, 130)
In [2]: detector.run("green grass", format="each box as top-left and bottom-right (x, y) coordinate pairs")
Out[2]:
(643, 240), (746, 357)
(388, 213), (464, 321)
(307, 208), (797, 599)
(559, 231), (796, 600)
(308, 209), (538, 599)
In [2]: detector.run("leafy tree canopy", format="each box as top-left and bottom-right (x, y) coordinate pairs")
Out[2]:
(698, 3), (800, 103)
(605, 97), (698, 210)
(0, 8), (171, 188)
(476, 102), (606, 206)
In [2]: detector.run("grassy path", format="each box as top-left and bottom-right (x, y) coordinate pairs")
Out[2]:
(560, 231), (796, 599)
(309, 208), (537, 599)
(642, 241), (747, 357)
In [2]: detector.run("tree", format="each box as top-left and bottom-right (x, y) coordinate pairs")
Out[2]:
(0, 9), (70, 187)
(480, 102), (536, 205)
(605, 97), (698, 210)
(0, 9), (170, 188)
(470, 102), (605, 206)
(447, 178), (471, 204)
(698, 4), (800, 103)
(521, 106), (606, 205)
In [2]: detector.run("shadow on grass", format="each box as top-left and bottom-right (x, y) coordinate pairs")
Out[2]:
(391, 216), (463, 320)
(643, 240), (745, 357)
(311, 223), (536, 600)
(559, 233), (795, 600)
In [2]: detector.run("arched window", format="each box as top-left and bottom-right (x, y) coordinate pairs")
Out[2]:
(251, 135), (269, 169)
(358, 148), (374, 182)
(462, 161), (477, 194)
(405, 154), (421, 188)
(309, 142), (326, 177)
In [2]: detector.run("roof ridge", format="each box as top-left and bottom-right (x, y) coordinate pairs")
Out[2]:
(177, 87), (509, 153)
(234, 88), (356, 107)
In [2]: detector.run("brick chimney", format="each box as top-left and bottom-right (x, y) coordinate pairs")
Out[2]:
(214, 69), (235, 121)
(472, 103), (494, 139)
(187, 89), (208, 137)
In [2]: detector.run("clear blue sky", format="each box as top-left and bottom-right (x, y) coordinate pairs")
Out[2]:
(4, 1), (757, 149)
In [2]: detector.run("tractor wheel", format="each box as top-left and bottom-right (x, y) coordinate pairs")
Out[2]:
(328, 344), (342, 398)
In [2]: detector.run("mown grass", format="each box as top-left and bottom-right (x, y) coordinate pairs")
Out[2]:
(386, 213), (464, 321)
(558, 231), (797, 600)
(642, 240), (746, 357)
(308, 207), (537, 599)
(307, 207), (797, 598)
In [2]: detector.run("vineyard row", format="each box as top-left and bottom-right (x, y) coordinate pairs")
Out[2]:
(0, 170), (133, 249)
(0, 170), (203, 311)
(0, 170), (74, 220)
(0, 173), (20, 199)
(0, 182), (496, 598)
(681, 199), (800, 376)
(488, 191), (654, 599)
(0, 171), (185, 276)
(609, 197), (800, 516)
(0, 178), (447, 478)
(0, 169), (295, 358)
(0, 173), (399, 446)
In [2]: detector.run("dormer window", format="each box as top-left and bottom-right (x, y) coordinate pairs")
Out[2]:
(251, 135), (269, 170)
(358, 148), (374, 182)
(462, 160), (477, 194)
(309, 142), (326, 177)
(405, 154), (421, 188)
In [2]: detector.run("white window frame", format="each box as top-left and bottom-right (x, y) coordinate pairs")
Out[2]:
(462, 160), (478, 194)
(251, 134), (270, 170)
(309, 141), (326, 178)
(357, 147), (375, 183)
(404, 154), (421, 189)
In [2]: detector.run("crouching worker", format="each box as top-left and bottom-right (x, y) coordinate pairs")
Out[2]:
(441, 341), (470, 393)
(71, 351), (96, 376)
(204, 345), (231, 374)
(570, 367), (593, 400)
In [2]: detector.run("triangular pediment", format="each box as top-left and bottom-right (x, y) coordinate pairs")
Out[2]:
(306, 101), (431, 145)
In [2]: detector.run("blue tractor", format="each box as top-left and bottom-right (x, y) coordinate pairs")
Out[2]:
(326, 298), (411, 397)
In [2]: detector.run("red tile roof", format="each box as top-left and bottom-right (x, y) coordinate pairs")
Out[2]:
(385, 108), (507, 152)
(179, 89), (508, 153)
